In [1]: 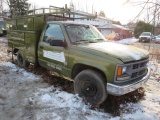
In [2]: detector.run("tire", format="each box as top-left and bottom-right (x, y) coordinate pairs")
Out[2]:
(17, 50), (30, 68)
(74, 69), (107, 105)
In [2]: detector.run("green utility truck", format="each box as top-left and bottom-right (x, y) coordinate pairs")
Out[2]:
(7, 6), (151, 105)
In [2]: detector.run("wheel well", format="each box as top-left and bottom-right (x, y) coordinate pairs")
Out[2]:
(71, 64), (107, 81)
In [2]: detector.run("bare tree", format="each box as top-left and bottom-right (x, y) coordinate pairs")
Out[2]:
(125, 0), (160, 34)
(125, 0), (160, 25)
(0, 0), (10, 16)
(0, 0), (10, 8)
(98, 11), (106, 17)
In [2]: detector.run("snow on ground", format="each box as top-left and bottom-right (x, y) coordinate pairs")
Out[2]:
(116, 37), (139, 44)
(0, 37), (160, 120)
(0, 62), (111, 120)
(0, 37), (7, 43)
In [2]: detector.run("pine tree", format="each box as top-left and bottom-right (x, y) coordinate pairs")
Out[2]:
(9, 0), (30, 17)
(134, 21), (154, 38)
(98, 11), (106, 17)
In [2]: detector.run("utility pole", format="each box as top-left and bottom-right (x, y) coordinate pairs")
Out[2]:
(153, 3), (157, 34)
(69, 0), (74, 12)
(0, 0), (3, 16)
(86, 0), (88, 12)
(147, 5), (150, 23)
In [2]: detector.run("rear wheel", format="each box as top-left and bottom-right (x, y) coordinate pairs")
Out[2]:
(74, 69), (107, 105)
(17, 50), (29, 68)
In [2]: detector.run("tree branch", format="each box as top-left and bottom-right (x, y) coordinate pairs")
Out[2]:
(149, 11), (160, 23)
(131, 0), (150, 22)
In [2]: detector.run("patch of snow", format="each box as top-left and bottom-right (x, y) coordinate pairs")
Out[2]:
(38, 86), (56, 92)
(122, 109), (159, 120)
(117, 38), (139, 44)
(89, 42), (144, 60)
(22, 70), (40, 80)
(2, 62), (16, 68)
(36, 112), (62, 120)
(41, 94), (52, 102)
(39, 88), (89, 110)
(147, 63), (156, 70)
(1, 62), (40, 80)
(0, 37), (7, 43)
(126, 52), (142, 60)
(35, 87), (110, 119)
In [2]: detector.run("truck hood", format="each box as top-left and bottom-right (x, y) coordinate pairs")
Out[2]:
(79, 42), (149, 62)
(139, 35), (151, 38)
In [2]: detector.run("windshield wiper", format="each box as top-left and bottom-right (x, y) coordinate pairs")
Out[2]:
(90, 38), (108, 42)
(74, 39), (97, 44)
(93, 38), (106, 41)
(80, 39), (98, 43)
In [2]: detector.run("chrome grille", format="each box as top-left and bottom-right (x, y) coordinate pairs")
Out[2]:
(131, 69), (147, 78)
(141, 37), (147, 39)
(140, 62), (147, 67)
(132, 61), (147, 69)
(133, 64), (139, 69)
(131, 60), (148, 79)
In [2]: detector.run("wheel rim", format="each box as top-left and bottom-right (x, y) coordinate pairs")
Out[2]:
(18, 54), (23, 65)
(81, 80), (97, 97)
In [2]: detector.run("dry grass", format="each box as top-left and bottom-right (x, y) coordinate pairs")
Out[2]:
(0, 41), (11, 63)
(133, 42), (160, 63)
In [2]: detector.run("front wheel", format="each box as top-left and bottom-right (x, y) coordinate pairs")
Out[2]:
(17, 50), (30, 68)
(74, 69), (107, 105)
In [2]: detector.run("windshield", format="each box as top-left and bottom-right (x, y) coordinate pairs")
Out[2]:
(0, 21), (6, 28)
(65, 24), (106, 44)
(141, 32), (151, 36)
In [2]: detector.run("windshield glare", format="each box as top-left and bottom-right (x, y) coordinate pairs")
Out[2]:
(141, 32), (151, 36)
(0, 21), (6, 28)
(65, 24), (106, 43)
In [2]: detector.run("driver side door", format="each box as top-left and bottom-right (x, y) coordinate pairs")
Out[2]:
(38, 23), (70, 76)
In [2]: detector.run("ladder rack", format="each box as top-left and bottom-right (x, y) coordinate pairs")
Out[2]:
(14, 4), (97, 21)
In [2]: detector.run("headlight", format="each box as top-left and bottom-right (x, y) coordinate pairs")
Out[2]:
(122, 66), (127, 74)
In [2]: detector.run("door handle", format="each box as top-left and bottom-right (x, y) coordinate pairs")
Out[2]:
(40, 46), (43, 49)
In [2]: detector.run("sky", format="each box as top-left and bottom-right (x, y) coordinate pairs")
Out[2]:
(27, 0), (144, 24)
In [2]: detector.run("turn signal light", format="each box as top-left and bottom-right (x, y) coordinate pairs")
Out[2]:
(117, 66), (122, 76)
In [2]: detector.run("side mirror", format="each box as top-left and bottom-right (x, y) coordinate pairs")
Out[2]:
(49, 40), (67, 48)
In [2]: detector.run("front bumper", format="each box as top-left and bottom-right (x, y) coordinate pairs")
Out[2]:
(107, 67), (151, 96)
(139, 37), (151, 42)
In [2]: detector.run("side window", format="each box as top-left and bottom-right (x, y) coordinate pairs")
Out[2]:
(43, 24), (65, 43)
